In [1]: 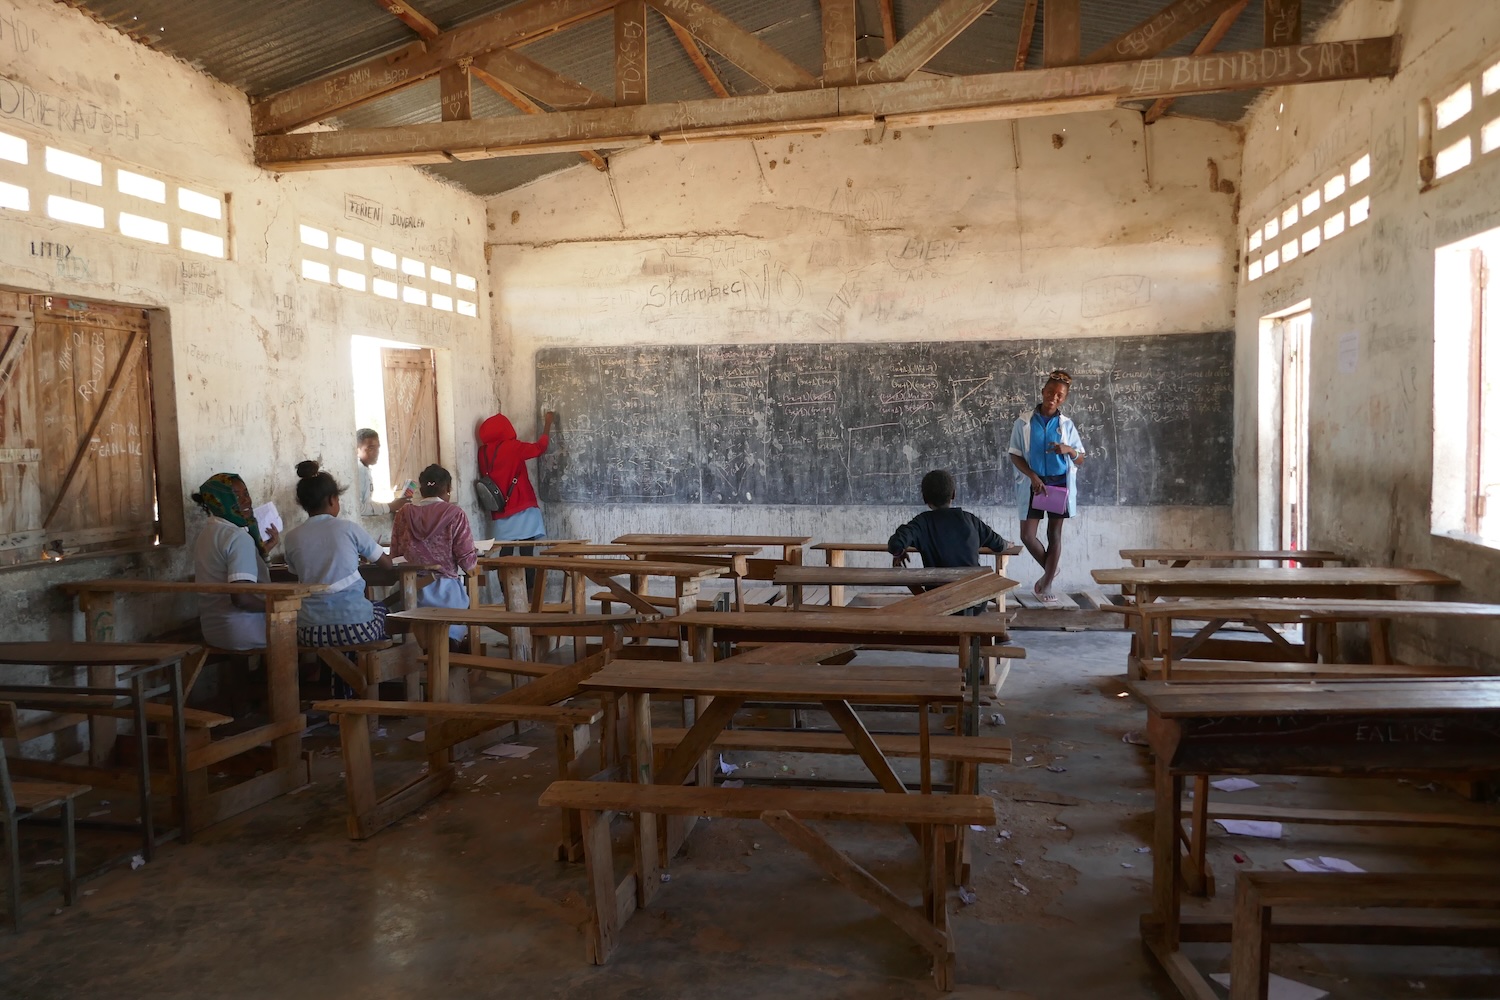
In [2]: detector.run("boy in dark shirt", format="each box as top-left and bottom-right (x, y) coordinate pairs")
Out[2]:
(888, 470), (1010, 570)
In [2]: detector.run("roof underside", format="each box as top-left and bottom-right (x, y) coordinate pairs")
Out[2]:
(64, 0), (1345, 197)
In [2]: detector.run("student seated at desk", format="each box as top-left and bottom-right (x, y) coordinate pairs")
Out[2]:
(283, 460), (394, 647)
(191, 473), (277, 651)
(390, 464), (478, 648)
(888, 470), (1010, 602)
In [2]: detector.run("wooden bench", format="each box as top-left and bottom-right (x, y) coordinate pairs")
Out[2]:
(540, 780), (995, 991)
(1229, 871), (1500, 1000)
(2, 704), (91, 932)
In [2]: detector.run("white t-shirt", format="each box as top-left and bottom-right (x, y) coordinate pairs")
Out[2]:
(193, 517), (268, 650)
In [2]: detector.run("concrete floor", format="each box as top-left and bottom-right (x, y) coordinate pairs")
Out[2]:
(2, 631), (1498, 999)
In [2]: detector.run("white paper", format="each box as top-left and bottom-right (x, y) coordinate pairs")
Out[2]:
(406, 731), (425, 742)
(252, 501), (283, 540)
(1214, 819), (1283, 839)
(1211, 777), (1260, 792)
(482, 742), (538, 759)
(1285, 856), (1365, 874)
(474, 538), (497, 553)
(1211, 973), (1328, 1000)
(718, 755), (740, 775)
(1337, 330), (1360, 374)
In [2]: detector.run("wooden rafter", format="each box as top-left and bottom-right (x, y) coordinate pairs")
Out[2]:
(1144, 0), (1249, 122)
(665, 17), (731, 98)
(859, 0), (999, 84)
(256, 37), (1399, 170)
(471, 47), (611, 110)
(1042, 0), (1080, 67)
(644, 0), (818, 91)
(1015, 0), (1039, 70)
(370, 0), (439, 40)
(471, 66), (610, 171)
(821, 0), (858, 87)
(878, 0), (897, 53)
(252, 0), (616, 134)
(1083, 0), (1244, 64)
(440, 61), (473, 121)
(1265, 0), (1301, 46)
(615, 0), (649, 105)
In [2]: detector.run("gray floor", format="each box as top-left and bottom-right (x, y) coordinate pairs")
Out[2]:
(1, 631), (1497, 999)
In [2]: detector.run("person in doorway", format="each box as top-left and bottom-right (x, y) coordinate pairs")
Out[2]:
(191, 473), (277, 651)
(1007, 369), (1086, 603)
(390, 463), (478, 649)
(283, 460), (394, 647)
(354, 428), (410, 521)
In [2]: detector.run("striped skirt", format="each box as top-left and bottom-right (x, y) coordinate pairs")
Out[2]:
(296, 603), (389, 648)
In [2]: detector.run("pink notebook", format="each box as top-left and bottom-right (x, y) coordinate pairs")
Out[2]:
(1033, 485), (1069, 515)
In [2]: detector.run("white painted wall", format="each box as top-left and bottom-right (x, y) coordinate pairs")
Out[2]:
(1235, 0), (1500, 665)
(0, 0), (493, 644)
(486, 111), (1243, 592)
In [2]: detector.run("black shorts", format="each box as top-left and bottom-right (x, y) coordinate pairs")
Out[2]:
(1025, 474), (1070, 520)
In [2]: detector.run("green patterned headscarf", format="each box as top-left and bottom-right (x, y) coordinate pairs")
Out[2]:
(192, 473), (267, 560)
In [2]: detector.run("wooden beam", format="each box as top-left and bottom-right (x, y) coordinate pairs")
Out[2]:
(252, 0), (616, 134)
(471, 47), (612, 110)
(257, 38), (1400, 170)
(821, 0), (858, 87)
(1015, 0), (1039, 70)
(666, 16), (731, 97)
(1042, 0), (1080, 67)
(471, 66), (611, 171)
(859, 0), (999, 84)
(1265, 0), (1300, 46)
(371, 0), (440, 40)
(439, 60), (472, 121)
(878, 0), (897, 53)
(1083, 0), (1243, 64)
(615, 0), (649, 105)
(1144, 0), (1249, 122)
(643, 0), (819, 91)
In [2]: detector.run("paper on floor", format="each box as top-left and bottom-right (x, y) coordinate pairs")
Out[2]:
(1214, 819), (1283, 839)
(1210, 777), (1260, 792)
(482, 742), (538, 759)
(406, 731), (425, 742)
(718, 755), (740, 775)
(1285, 856), (1365, 874)
(1210, 972), (1328, 1000)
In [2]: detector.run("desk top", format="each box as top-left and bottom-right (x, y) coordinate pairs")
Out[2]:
(1133, 678), (1500, 717)
(582, 661), (962, 703)
(1092, 566), (1457, 588)
(674, 610), (1011, 636)
(0, 641), (202, 666)
(388, 608), (649, 626)
(613, 533), (812, 547)
(480, 555), (726, 578)
(1119, 548), (1345, 563)
(540, 543), (762, 557)
(775, 566), (992, 586)
(1134, 597), (1500, 623)
(62, 579), (325, 596)
(813, 541), (1023, 557)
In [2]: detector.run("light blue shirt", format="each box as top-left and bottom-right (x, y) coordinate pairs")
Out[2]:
(193, 517), (268, 650)
(1008, 411), (1085, 518)
(283, 514), (383, 626)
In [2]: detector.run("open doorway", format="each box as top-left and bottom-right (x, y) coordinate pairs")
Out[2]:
(351, 335), (442, 505)
(1257, 301), (1312, 554)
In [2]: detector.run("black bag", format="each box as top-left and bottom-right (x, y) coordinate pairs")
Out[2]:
(474, 444), (520, 514)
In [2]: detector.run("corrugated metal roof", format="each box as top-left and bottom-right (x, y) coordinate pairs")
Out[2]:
(66, 0), (1352, 195)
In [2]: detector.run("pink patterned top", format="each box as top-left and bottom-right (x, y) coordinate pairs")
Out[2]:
(390, 498), (478, 579)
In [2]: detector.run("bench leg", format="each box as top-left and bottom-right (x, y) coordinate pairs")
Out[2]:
(338, 712), (379, 841)
(60, 798), (77, 906)
(581, 809), (619, 964)
(1229, 875), (1271, 1000)
(555, 724), (585, 862)
(1186, 775), (1215, 898)
(4, 813), (19, 933)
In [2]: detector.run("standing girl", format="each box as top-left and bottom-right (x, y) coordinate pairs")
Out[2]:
(390, 464), (478, 647)
(1006, 369), (1086, 603)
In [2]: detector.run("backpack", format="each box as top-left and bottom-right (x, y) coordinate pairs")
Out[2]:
(474, 444), (521, 514)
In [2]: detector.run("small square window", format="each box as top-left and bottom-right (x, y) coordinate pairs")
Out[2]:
(1348, 195), (1370, 227)
(1435, 84), (1473, 130)
(457, 299), (478, 316)
(430, 266), (452, 285)
(1324, 212), (1346, 240)
(301, 260), (331, 282)
(45, 147), (102, 185)
(178, 187), (222, 220)
(402, 286), (427, 306)
(1265, 218), (1280, 240)
(1435, 137), (1472, 179)
(1301, 227), (1321, 254)
(47, 195), (104, 228)
(1265, 250), (1280, 272)
(1281, 205), (1299, 228)
(372, 247), (398, 269)
(1485, 59), (1500, 97)
(373, 277), (398, 299)
(337, 268), (367, 291)
(456, 273), (477, 291)
(1247, 260), (1262, 281)
(401, 258), (425, 278)
(1282, 239), (1299, 262)
(300, 224), (329, 249)
(431, 293), (453, 311)
(335, 237), (365, 260)
(181, 228), (225, 258)
(0, 180), (28, 212)
(118, 170), (166, 203)
(0, 131), (28, 165)
(1483, 117), (1500, 155)
(1324, 174), (1347, 201)
(1301, 190), (1322, 215)
(119, 212), (169, 244)
(1248, 231), (1263, 252)
(1348, 152), (1371, 185)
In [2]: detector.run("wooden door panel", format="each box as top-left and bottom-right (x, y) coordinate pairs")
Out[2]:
(381, 347), (439, 490)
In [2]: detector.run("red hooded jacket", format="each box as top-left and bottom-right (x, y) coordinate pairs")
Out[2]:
(477, 413), (549, 520)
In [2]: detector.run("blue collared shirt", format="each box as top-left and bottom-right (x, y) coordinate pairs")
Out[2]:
(1028, 410), (1070, 478)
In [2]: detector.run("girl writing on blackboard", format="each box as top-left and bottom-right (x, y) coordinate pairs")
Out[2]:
(1007, 370), (1086, 603)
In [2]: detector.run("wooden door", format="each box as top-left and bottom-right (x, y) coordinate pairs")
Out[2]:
(0, 292), (41, 556)
(381, 347), (439, 491)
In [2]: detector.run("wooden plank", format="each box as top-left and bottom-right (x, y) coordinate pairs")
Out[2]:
(1239, 871), (1500, 909)
(1119, 547), (1344, 563)
(584, 662), (962, 703)
(664, 16), (731, 97)
(389, 606), (642, 626)
(859, 0), (998, 83)
(655, 696), (743, 785)
(615, 0), (649, 105)
(62, 580), (323, 596)
(252, 0), (617, 133)
(1194, 801), (1500, 831)
(1042, 0), (1080, 67)
(878, 0), (896, 52)
(470, 64), (611, 170)
(1094, 566), (1455, 588)
(1135, 597), (1500, 622)
(1083, 0), (1243, 64)
(581, 810), (619, 962)
(540, 781), (999, 825)
(675, 610), (1012, 635)
(370, 0), (440, 39)
(257, 38), (1399, 168)
(313, 699), (601, 725)
(820, 0), (858, 86)
(776, 566), (989, 586)
(1014, 0), (1039, 69)
(0, 641), (201, 666)
(644, 0), (818, 91)
(439, 61), (473, 120)
(1134, 678), (1500, 717)
(1265, 0), (1300, 46)
(186, 716), (306, 771)
(473, 47), (612, 110)
(351, 768), (455, 840)
(42, 331), (146, 530)
(652, 727), (1014, 764)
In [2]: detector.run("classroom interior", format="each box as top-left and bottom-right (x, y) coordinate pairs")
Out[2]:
(2, 0), (1500, 997)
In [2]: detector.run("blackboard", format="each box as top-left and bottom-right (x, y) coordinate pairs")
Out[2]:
(535, 332), (1233, 507)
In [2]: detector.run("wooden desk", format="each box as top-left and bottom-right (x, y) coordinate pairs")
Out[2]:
(1120, 548), (1345, 568)
(1091, 567), (1458, 674)
(813, 542), (1021, 606)
(773, 565), (993, 610)
(674, 609), (1013, 735)
(1136, 598), (1500, 675)
(1135, 678), (1500, 1000)
(59, 579), (325, 830)
(613, 533), (811, 588)
(539, 543), (758, 610)
(0, 642), (198, 860)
